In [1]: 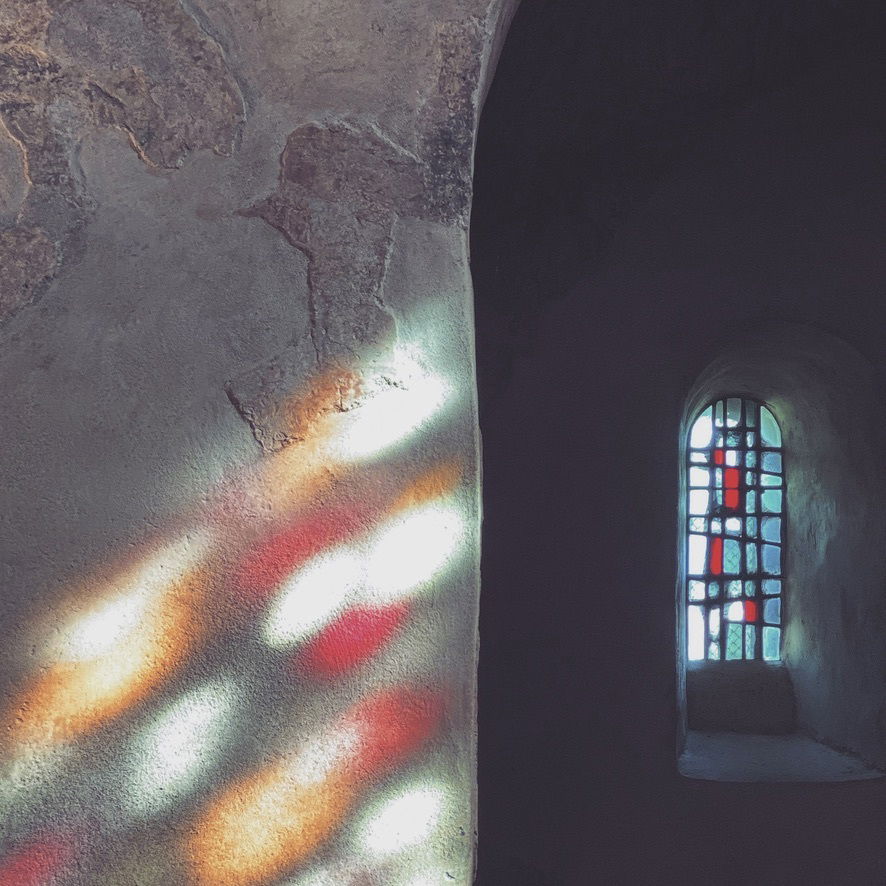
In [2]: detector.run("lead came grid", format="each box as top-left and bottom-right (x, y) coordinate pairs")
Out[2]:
(687, 397), (784, 661)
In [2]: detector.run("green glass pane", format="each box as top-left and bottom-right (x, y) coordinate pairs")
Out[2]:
(763, 626), (781, 661)
(726, 623), (743, 660)
(745, 624), (757, 659)
(762, 579), (781, 596)
(689, 517), (706, 532)
(688, 580), (705, 601)
(690, 406), (713, 448)
(714, 467), (723, 488)
(746, 470), (756, 486)
(746, 490), (757, 513)
(746, 543), (758, 573)
(708, 581), (721, 599)
(745, 580), (757, 597)
(746, 403), (757, 428)
(715, 400), (724, 428)
(762, 544), (781, 575)
(761, 473), (782, 487)
(762, 452), (782, 473)
(746, 432), (756, 447)
(745, 451), (757, 467)
(761, 490), (782, 513)
(711, 518), (722, 533)
(727, 398), (741, 427)
(724, 539), (741, 574)
(746, 517), (758, 537)
(716, 432), (725, 447)
(760, 406), (782, 446)
(764, 598), (781, 624)
(761, 517), (782, 543)
(727, 580), (742, 598)
(726, 431), (742, 447)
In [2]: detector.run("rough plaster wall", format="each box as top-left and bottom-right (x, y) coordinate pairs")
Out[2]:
(0, 1), (517, 883)
(688, 328), (886, 768)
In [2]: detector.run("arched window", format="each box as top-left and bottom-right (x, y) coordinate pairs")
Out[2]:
(685, 397), (783, 663)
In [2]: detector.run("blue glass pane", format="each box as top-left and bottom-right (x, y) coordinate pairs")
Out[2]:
(746, 405), (757, 428)
(761, 473), (782, 487)
(761, 517), (782, 543)
(762, 452), (782, 473)
(762, 544), (781, 575)
(746, 517), (758, 537)
(763, 579), (781, 596)
(761, 490), (782, 513)
(764, 598), (781, 624)
(763, 626), (781, 661)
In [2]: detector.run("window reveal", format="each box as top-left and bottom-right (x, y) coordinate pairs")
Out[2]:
(686, 398), (783, 662)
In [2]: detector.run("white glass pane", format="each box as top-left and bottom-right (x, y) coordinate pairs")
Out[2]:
(690, 451), (708, 463)
(689, 517), (706, 532)
(708, 641), (721, 660)
(725, 601), (744, 622)
(760, 406), (782, 447)
(726, 398), (741, 427)
(688, 580), (705, 601)
(688, 606), (705, 660)
(709, 607), (721, 637)
(690, 407), (713, 448)
(715, 400), (724, 428)
(689, 467), (710, 487)
(726, 517), (741, 535)
(688, 535), (708, 574)
(763, 626), (781, 660)
(726, 450), (740, 466)
(689, 490), (710, 515)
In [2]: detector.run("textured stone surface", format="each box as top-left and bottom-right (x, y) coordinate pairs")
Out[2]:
(0, 0), (516, 883)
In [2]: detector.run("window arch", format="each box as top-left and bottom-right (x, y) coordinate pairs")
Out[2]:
(685, 397), (784, 663)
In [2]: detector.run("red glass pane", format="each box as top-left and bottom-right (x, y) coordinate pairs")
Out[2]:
(725, 489), (740, 509)
(744, 600), (758, 622)
(710, 537), (723, 575)
(714, 449), (725, 465)
(724, 467), (740, 488)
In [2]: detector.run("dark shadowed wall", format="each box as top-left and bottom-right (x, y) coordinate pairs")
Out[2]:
(472, 2), (886, 883)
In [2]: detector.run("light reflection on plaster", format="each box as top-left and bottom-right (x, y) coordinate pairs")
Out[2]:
(125, 679), (238, 816)
(355, 780), (446, 858)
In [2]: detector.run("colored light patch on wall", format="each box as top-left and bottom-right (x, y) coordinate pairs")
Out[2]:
(0, 835), (75, 886)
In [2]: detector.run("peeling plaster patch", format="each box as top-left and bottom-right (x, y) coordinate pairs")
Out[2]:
(242, 122), (421, 364)
(0, 118), (28, 224)
(0, 226), (57, 321)
(0, 0), (244, 324)
(225, 343), (363, 452)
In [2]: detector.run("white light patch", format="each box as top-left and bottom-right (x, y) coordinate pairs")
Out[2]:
(330, 348), (451, 461)
(263, 548), (362, 649)
(51, 535), (209, 663)
(689, 406), (713, 448)
(363, 502), (465, 604)
(127, 680), (235, 815)
(356, 783), (446, 858)
(285, 724), (361, 787)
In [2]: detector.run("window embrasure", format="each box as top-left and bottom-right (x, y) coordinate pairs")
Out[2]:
(686, 398), (784, 662)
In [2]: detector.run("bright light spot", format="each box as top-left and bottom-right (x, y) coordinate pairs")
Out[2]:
(687, 534), (707, 575)
(689, 406), (713, 448)
(50, 535), (209, 663)
(357, 783), (445, 857)
(127, 680), (236, 815)
(725, 601), (745, 622)
(263, 548), (362, 649)
(363, 503), (465, 603)
(286, 725), (361, 787)
(330, 348), (451, 461)
(687, 606), (704, 661)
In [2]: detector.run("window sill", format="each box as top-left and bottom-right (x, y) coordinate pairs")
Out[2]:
(679, 730), (885, 782)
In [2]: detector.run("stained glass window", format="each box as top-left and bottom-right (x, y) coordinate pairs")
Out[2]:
(686, 399), (783, 662)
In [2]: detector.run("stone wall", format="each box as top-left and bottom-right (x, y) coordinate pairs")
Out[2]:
(0, 1), (516, 883)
